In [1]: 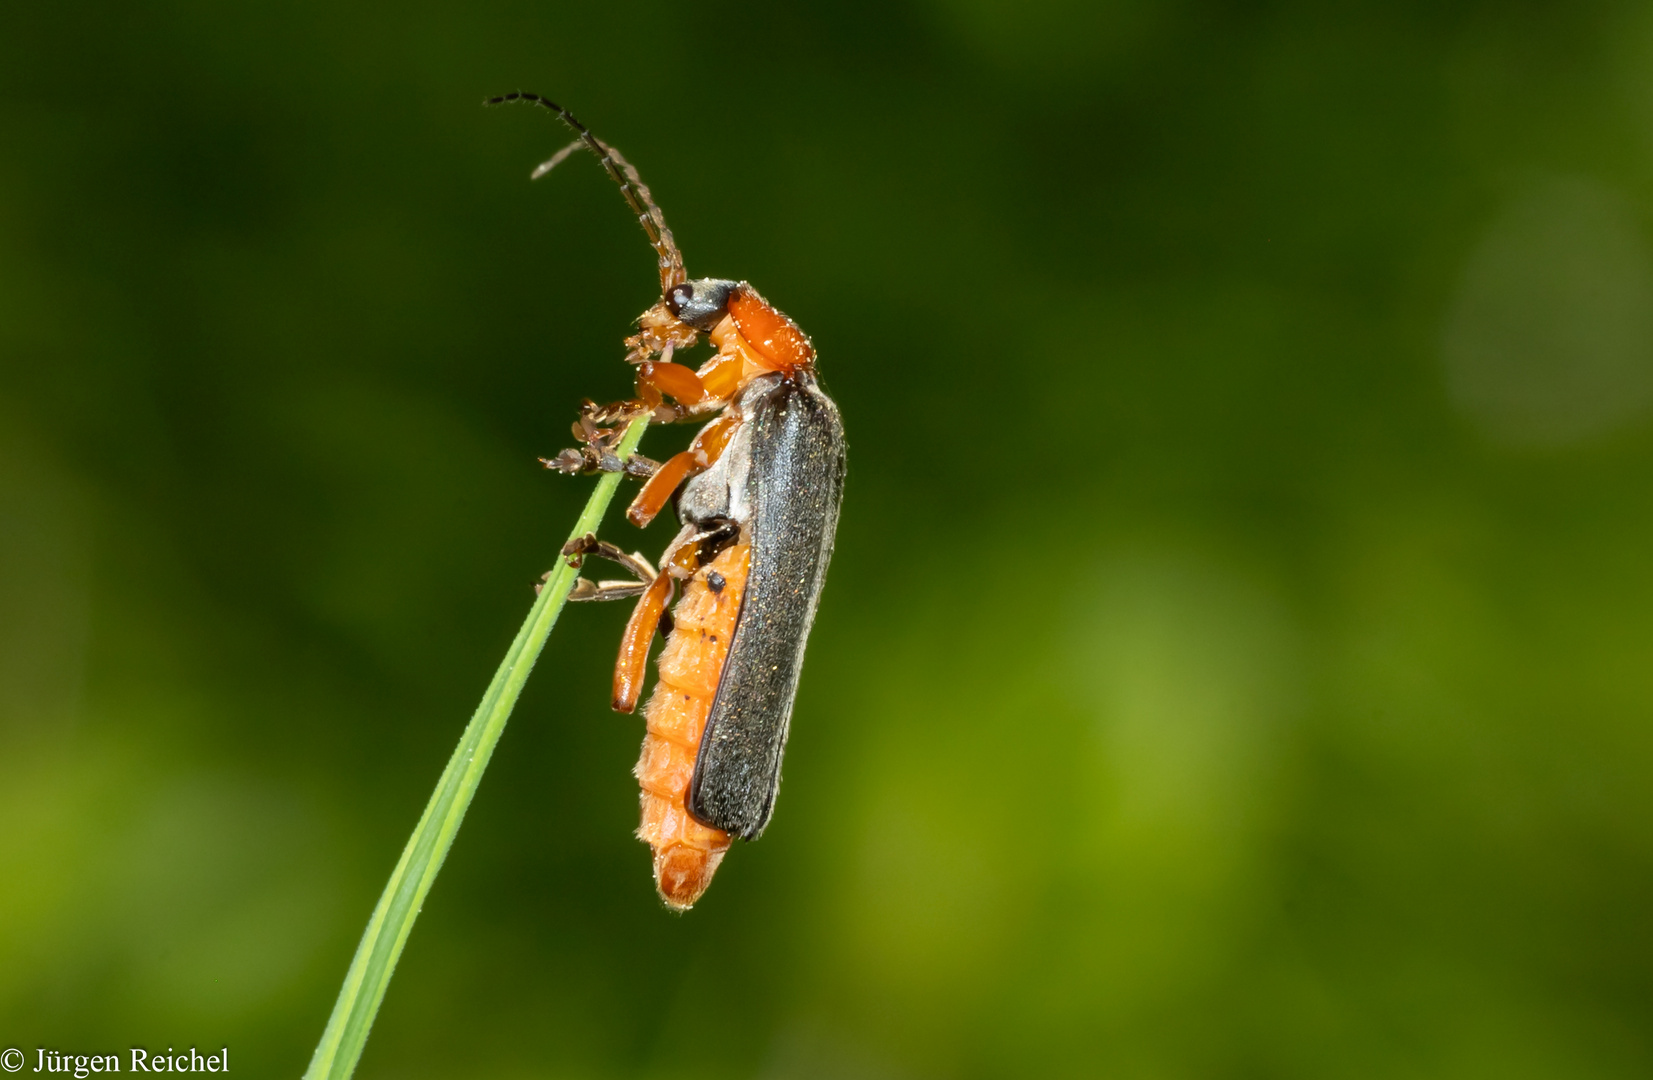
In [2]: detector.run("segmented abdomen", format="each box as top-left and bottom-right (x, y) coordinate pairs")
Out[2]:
(634, 540), (749, 909)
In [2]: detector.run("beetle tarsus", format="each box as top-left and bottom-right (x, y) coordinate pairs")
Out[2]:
(562, 534), (657, 603)
(544, 404), (656, 475)
(584, 398), (650, 426)
(540, 449), (590, 475)
(562, 534), (657, 583)
(545, 446), (648, 476)
(570, 578), (652, 602)
(623, 453), (660, 479)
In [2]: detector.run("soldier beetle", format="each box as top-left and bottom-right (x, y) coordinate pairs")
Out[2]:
(490, 93), (845, 909)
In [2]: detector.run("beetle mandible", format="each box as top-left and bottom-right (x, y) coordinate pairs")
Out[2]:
(490, 92), (846, 910)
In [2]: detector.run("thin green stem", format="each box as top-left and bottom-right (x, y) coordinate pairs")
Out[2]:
(303, 416), (650, 1080)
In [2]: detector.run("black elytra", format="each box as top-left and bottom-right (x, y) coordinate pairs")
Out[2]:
(673, 371), (846, 839)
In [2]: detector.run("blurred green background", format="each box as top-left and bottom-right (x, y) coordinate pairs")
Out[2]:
(3, 1), (1653, 1077)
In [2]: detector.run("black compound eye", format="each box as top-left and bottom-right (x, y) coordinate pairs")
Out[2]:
(666, 278), (740, 331)
(665, 283), (695, 316)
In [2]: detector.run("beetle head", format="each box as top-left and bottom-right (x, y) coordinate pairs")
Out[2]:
(667, 279), (741, 331)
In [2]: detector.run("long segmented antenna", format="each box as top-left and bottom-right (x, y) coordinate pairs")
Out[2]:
(486, 92), (686, 293)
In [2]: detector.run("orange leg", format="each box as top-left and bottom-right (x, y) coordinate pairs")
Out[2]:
(695, 350), (747, 400)
(609, 519), (732, 712)
(613, 570), (674, 713)
(627, 451), (698, 528)
(636, 360), (707, 407)
(625, 414), (740, 528)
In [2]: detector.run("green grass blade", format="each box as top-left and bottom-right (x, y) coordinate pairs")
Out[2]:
(303, 416), (650, 1080)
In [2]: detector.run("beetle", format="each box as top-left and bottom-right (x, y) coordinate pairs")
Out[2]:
(489, 93), (845, 910)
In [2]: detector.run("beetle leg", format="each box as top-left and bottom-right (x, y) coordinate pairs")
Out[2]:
(561, 534), (657, 580)
(636, 359), (709, 408)
(550, 534), (657, 601)
(625, 413), (742, 528)
(626, 450), (700, 528)
(543, 403), (660, 476)
(542, 447), (623, 475)
(583, 398), (651, 426)
(546, 449), (663, 477)
(613, 571), (675, 713)
(554, 530), (678, 708)
(604, 520), (737, 699)
(568, 578), (651, 602)
(694, 350), (746, 401)
(623, 454), (659, 479)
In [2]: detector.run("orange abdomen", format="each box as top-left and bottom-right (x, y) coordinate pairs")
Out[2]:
(634, 540), (750, 909)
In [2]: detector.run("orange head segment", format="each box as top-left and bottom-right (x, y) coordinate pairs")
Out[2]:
(667, 278), (814, 375)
